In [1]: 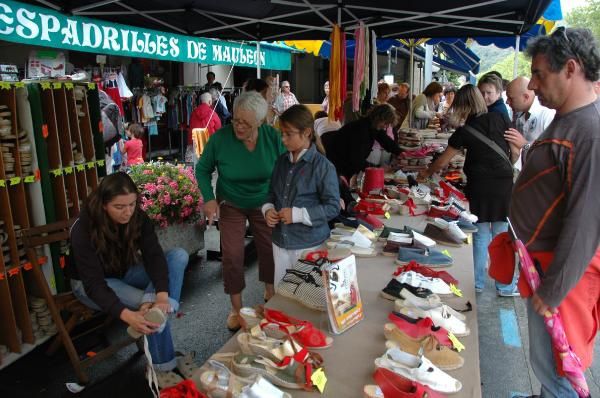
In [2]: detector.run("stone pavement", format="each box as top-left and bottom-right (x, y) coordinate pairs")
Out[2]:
(1, 256), (599, 397)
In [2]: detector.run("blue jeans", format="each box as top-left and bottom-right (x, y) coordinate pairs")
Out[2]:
(527, 300), (578, 397)
(472, 221), (516, 292)
(72, 248), (189, 371)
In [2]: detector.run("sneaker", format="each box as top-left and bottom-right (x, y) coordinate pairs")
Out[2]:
(396, 247), (453, 268)
(395, 271), (452, 295)
(497, 287), (520, 297)
(381, 279), (434, 301)
(127, 307), (166, 339)
(227, 311), (241, 331)
(423, 223), (464, 247)
(442, 216), (478, 233)
(432, 218), (468, 242)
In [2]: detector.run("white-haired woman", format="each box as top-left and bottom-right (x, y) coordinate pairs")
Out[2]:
(195, 91), (286, 331)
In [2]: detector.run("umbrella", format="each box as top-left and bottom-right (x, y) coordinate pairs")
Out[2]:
(507, 218), (590, 397)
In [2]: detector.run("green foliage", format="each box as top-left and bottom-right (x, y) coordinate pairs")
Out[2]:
(565, 0), (600, 41)
(477, 52), (532, 80)
(469, 43), (513, 72)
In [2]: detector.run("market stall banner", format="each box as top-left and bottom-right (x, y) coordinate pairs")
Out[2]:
(0, 0), (291, 70)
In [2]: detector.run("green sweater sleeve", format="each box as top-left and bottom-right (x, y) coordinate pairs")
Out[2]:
(195, 135), (217, 203)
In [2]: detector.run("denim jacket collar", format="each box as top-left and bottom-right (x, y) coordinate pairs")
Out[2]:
(287, 143), (318, 164)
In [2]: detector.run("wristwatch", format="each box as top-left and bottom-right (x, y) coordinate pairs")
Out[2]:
(523, 143), (531, 151)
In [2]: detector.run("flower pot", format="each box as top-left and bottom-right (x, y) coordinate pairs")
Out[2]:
(156, 222), (205, 255)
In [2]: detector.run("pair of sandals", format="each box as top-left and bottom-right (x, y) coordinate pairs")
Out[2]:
(195, 357), (291, 398)
(239, 307), (333, 350)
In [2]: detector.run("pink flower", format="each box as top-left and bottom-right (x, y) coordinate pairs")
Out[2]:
(143, 169), (153, 175)
(184, 194), (193, 204)
(163, 193), (171, 205)
(157, 184), (165, 192)
(169, 181), (178, 190)
(144, 183), (157, 195)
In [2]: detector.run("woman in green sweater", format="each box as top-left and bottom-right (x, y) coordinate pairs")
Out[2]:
(196, 91), (286, 331)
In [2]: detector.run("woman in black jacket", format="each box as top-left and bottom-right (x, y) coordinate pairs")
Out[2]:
(70, 172), (189, 388)
(419, 84), (520, 296)
(323, 103), (401, 182)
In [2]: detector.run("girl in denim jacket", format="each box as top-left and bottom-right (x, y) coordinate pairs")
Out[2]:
(262, 105), (341, 285)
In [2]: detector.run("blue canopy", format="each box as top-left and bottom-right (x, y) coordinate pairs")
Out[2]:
(318, 39), (480, 75)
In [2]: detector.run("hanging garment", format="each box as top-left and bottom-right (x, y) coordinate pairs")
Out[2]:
(105, 87), (124, 116)
(117, 72), (133, 98)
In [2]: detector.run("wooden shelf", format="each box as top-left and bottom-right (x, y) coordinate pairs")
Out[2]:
(0, 81), (100, 365)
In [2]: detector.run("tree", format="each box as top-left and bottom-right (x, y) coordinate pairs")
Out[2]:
(477, 52), (532, 80)
(565, 1), (600, 41)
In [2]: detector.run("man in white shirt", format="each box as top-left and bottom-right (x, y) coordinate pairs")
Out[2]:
(504, 76), (556, 169)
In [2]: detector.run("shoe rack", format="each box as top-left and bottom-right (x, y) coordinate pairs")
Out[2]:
(0, 81), (103, 368)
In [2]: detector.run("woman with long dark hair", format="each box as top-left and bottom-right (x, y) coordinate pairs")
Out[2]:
(70, 172), (189, 388)
(419, 84), (520, 296)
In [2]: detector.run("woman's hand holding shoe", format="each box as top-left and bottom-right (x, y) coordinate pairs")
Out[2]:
(120, 308), (161, 335)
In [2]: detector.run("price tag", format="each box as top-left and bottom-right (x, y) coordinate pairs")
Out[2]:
(10, 176), (21, 185)
(8, 267), (20, 277)
(310, 368), (327, 393)
(50, 276), (56, 289)
(0, 82), (11, 90)
(41, 82), (51, 90)
(98, 121), (103, 133)
(97, 159), (105, 166)
(0, 272), (4, 280)
(35, 169), (41, 181)
(87, 83), (96, 90)
(42, 124), (49, 138)
(450, 283), (463, 297)
(64, 83), (74, 90)
(63, 166), (73, 174)
(15, 82), (25, 88)
(24, 175), (35, 183)
(23, 262), (33, 271)
(59, 256), (66, 269)
(384, 211), (391, 219)
(0, 179), (5, 187)
(50, 168), (63, 177)
(86, 161), (95, 169)
(448, 332), (465, 352)
(441, 249), (452, 258)
(52, 82), (62, 89)
(76, 164), (85, 172)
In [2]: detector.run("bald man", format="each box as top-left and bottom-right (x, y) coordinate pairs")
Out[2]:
(504, 76), (555, 168)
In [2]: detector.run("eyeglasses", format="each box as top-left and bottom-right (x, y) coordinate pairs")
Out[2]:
(553, 26), (584, 67)
(232, 118), (253, 129)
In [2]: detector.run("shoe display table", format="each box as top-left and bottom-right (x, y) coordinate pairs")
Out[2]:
(213, 214), (482, 397)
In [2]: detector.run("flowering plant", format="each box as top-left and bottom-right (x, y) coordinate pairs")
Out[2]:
(129, 162), (204, 228)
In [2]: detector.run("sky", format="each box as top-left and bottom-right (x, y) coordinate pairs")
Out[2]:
(561, 0), (589, 14)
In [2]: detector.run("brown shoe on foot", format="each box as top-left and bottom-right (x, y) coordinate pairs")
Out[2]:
(227, 311), (241, 331)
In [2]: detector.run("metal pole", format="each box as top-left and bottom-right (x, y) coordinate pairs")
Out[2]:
(513, 35), (521, 79)
(256, 41), (261, 78)
(424, 44), (433, 86)
(387, 50), (392, 75)
(409, 44), (414, 127)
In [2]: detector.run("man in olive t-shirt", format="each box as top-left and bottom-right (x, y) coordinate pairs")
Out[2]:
(510, 28), (600, 398)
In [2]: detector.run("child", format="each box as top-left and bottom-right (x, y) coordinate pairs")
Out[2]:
(262, 104), (341, 285)
(120, 123), (144, 166)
